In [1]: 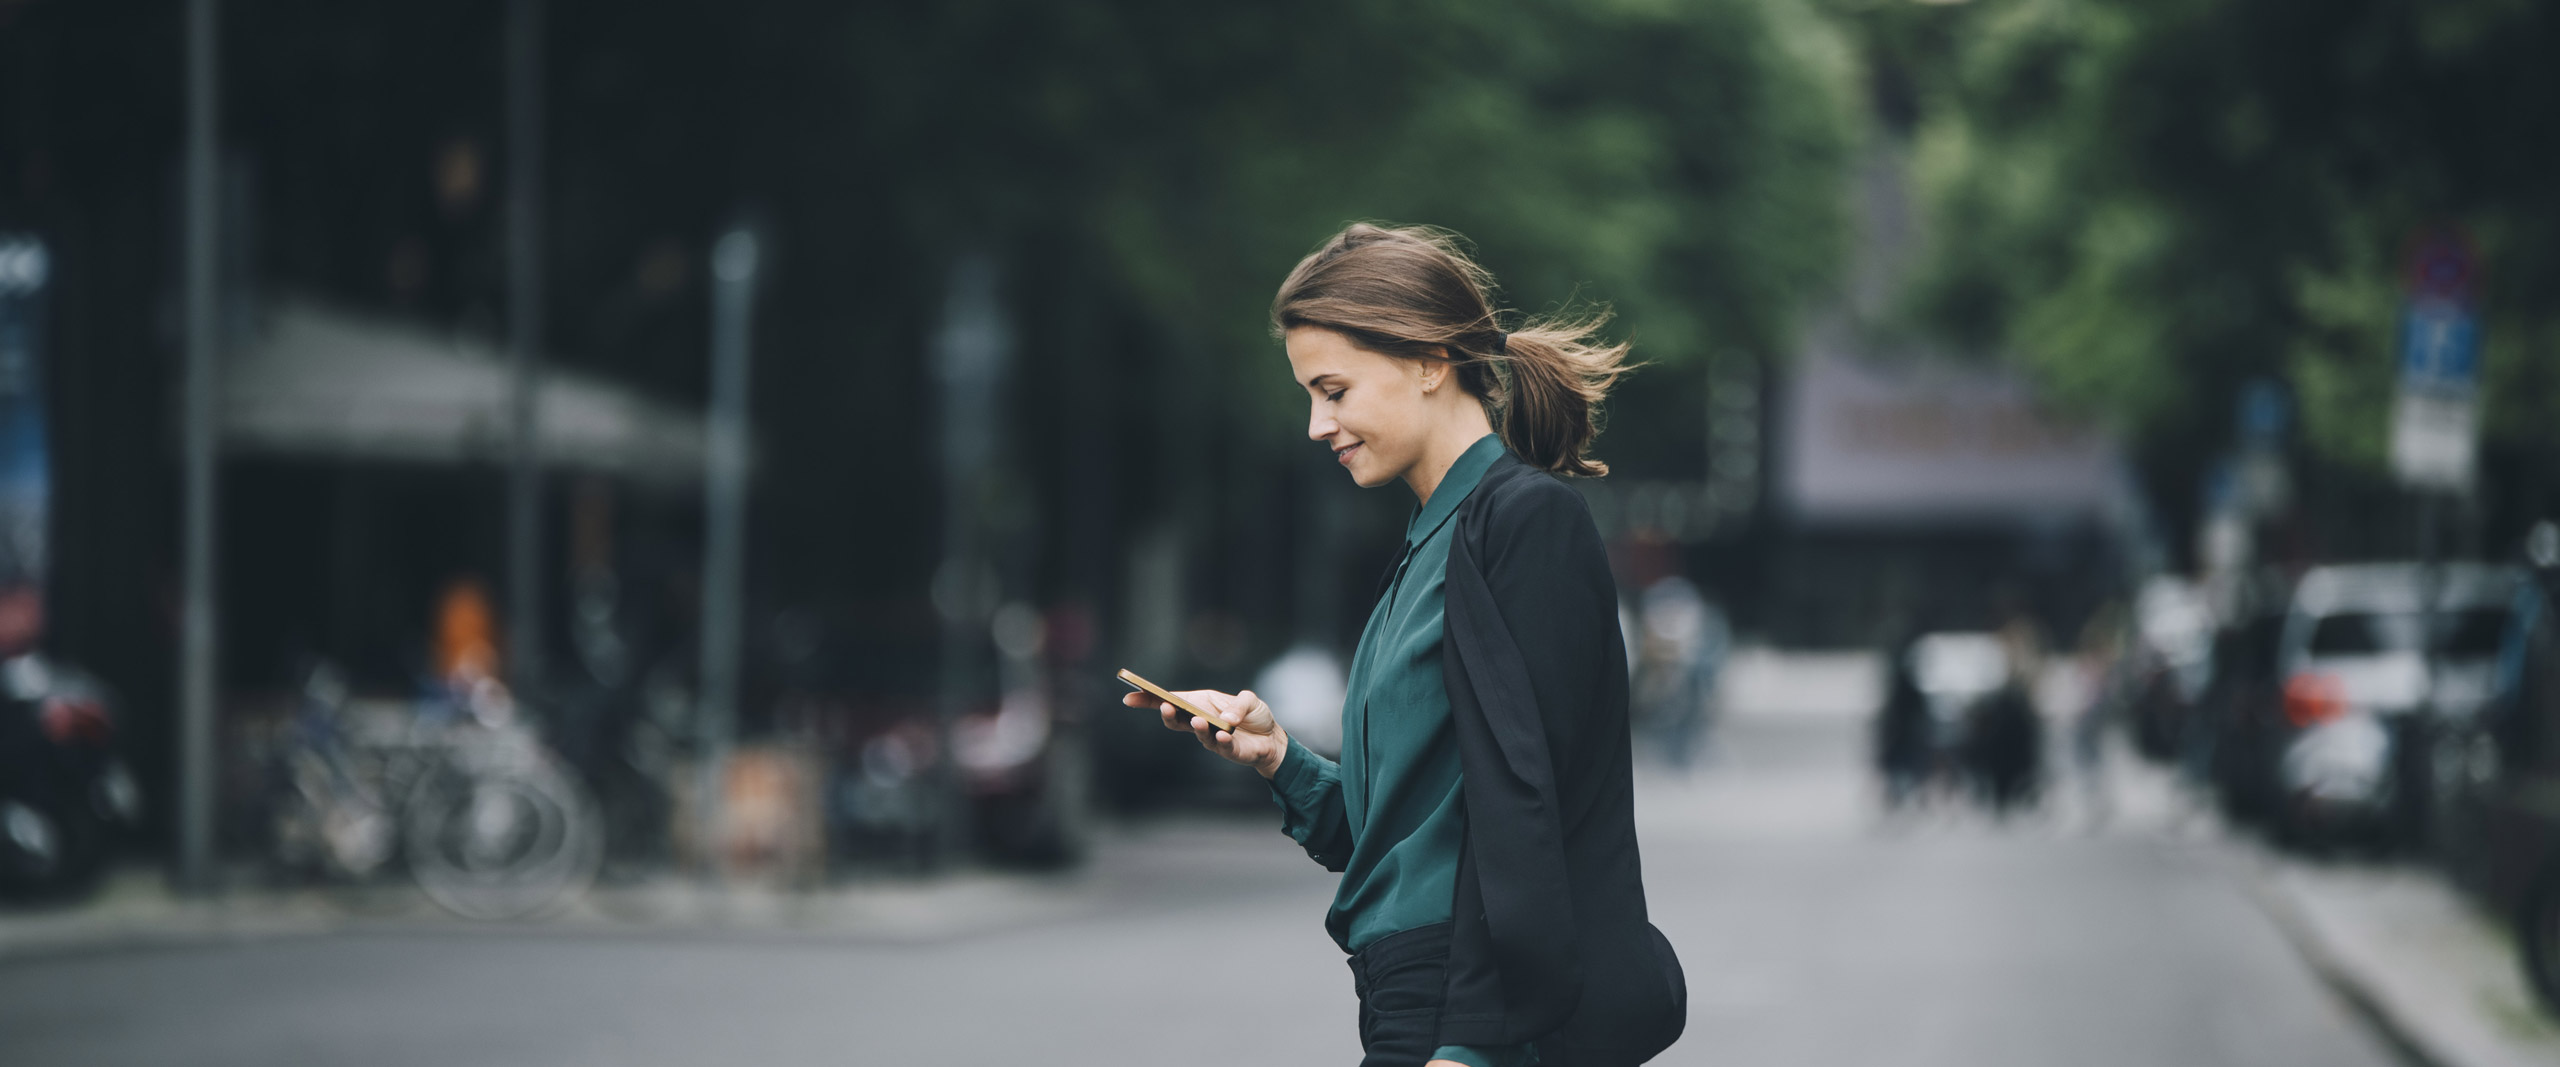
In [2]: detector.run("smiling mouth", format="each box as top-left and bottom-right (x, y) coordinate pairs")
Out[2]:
(1335, 442), (1362, 467)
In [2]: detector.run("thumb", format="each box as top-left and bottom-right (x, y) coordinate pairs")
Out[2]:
(1207, 690), (1247, 718)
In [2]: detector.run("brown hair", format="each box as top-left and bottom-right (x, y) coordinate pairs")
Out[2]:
(1271, 222), (1634, 477)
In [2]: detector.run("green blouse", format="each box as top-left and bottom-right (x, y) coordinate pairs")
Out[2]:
(1268, 433), (1533, 1067)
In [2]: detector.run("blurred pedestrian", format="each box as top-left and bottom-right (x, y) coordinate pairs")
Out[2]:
(1633, 574), (1729, 769)
(2069, 602), (2130, 828)
(1125, 224), (1684, 1067)
(1875, 628), (1932, 810)
(433, 576), (501, 687)
(1966, 603), (2046, 817)
(428, 576), (513, 724)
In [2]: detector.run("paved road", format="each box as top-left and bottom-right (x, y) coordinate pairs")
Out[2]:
(1637, 714), (2396, 1067)
(0, 709), (2397, 1066)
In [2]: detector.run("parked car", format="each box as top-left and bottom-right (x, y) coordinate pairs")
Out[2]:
(0, 652), (143, 901)
(2439, 522), (2560, 1019)
(2271, 562), (2516, 848)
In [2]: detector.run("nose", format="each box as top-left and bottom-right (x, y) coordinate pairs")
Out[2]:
(1307, 402), (1336, 443)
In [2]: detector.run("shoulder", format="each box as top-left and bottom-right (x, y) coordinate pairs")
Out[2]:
(1466, 454), (1589, 519)
(1461, 456), (1602, 563)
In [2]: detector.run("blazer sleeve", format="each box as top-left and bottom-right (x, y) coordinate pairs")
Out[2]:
(1266, 736), (1354, 872)
(1437, 475), (1612, 1042)
(1477, 477), (1618, 772)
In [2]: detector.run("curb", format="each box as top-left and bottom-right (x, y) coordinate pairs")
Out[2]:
(0, 877), (1101, 966)
(0, 820), (1314, 966)
(0, 914), (339, 968)
(2242, 859), (2461, 1067)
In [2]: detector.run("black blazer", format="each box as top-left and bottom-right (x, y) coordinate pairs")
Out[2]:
(1428, 451), (1687, 1064)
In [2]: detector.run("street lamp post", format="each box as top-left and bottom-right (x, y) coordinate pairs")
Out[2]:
(695, 226), (759, 875)
(504, 0), (545, 687)
(930, 253), (1009, 868)
(176, 0), (222, 896)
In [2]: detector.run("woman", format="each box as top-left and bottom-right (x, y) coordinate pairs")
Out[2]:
(1122, 223), (1686, 1067)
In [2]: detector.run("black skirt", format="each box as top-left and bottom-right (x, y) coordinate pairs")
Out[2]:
(1347, 922), (1459, 1067)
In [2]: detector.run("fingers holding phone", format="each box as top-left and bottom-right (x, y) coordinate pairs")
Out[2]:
(1119, 684), (1289, 778)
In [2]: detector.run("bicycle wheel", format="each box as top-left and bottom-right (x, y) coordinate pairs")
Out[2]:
(403, 748), (601, 920)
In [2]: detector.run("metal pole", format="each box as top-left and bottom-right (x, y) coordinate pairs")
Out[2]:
(930, 253), (1006, 869)
(2414, 488), (2443, 845)
(696, 227), (759, 875)
(176, 0), (221, 894)
(504, 0), (545, 686)
(931, 469), (976, 870)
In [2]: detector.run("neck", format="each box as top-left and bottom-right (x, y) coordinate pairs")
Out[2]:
(1402, 405), (1497, 506)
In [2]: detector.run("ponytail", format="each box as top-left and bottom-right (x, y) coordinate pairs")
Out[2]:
(1271, 222), (1637, 477)
(1486, 311), (1632, 478)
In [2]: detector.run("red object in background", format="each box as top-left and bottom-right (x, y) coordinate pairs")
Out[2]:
(2282, 672), (2348, 729)
(2403, 226), (2479, 304)
(0, 586), (42, 658)
(38, 694), (110, 745)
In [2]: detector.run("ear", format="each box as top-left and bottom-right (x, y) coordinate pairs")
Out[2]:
(1417, 347), (1451, 393)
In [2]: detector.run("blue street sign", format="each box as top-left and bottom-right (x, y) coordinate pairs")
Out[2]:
(2238, 377), (2291, 447)
(2392, 228), (2482, 489)
(2398, 296), (2480, 393)
(0, 235), (51, 593)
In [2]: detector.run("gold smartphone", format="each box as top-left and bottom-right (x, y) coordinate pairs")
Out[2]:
(1118, 668), (1237, 732)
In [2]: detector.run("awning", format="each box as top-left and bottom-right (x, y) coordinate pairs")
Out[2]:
(1778, 350), (2134, 525)
(221, 299), (716, 485)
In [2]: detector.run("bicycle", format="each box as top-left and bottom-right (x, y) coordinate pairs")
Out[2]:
(271, 663), (601, 920)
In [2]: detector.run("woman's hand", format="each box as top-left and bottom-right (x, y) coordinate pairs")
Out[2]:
(1122, 688), (1290, 778)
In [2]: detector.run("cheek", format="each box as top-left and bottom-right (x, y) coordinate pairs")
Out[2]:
(1341, 393), (1400, 448)
(1340, 388), (1388, 430)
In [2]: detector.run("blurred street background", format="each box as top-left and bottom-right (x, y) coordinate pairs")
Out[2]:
(5, 0), (2560, 1063)
(0, 669), (2444, 1066)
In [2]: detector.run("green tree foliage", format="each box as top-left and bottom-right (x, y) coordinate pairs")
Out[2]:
(1891, 0), (2560, 473)
(852, 0), (1860, 447)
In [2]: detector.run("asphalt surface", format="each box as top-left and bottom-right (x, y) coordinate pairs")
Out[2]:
(0, 710), (2400, 1067)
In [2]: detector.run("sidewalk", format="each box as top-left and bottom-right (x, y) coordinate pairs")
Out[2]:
(0, 866), (340, 962)
(0, 866), (1091, 963)
(0, 815), (1319, 963)
(2103, 736), (2560, 1067)
(2248, 851), (2560, 1067)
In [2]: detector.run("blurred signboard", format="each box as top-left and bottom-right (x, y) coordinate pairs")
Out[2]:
(2389, 231), (2480, 492)
(222, 300), (714, 484)
(0, 235), (50, 598)
(1777, 351), (2131, 524)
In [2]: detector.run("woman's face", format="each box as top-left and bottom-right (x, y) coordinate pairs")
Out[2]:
(1285, 326), (1440, 489)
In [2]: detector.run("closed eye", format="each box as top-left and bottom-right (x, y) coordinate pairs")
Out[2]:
(1326, 390), (1344, 403)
